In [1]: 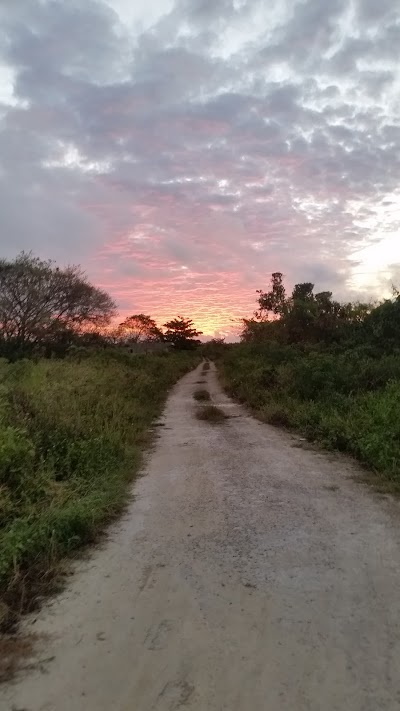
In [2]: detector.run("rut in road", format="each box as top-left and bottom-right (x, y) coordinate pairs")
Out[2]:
(2, 362), (400, 711)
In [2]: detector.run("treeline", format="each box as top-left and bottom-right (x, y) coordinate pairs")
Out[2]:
(0, 253), (202, 360)
(219, 272), (400, 484)
(241, 271), (400, 352)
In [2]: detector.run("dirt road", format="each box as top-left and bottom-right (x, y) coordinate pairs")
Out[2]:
(2, 362), (400, 710)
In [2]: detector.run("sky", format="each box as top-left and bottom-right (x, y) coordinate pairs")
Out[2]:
(1, 0), (400, 338)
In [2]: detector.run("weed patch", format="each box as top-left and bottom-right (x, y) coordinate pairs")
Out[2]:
(193, 389), (211, 402)
(0, 351), (198, 627)
(219, 343), (400, 483)
(0, 632), (38, 683)
(196, 404), (226, 424)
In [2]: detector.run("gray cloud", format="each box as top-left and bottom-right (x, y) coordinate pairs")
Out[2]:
(0, 0), (399, 334)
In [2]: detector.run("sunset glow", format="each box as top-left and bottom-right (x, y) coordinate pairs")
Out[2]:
(1, 0), (400, 336)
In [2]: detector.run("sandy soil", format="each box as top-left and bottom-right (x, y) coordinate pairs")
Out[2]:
(2, 362), (400, 710)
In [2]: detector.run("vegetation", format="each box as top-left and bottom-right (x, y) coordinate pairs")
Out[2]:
(163, 317), (203, 350)
(219, 273), (400, 484)
(201, 338), (226, 360)
(193, 389), (211, 401)
(196, 404), (227, 424)
(0, 350), (197, 628)
(0, 253), (116, 360)
(3, 247), (400, 631)
(117, 314), (163, 344)
(0, 252), (206, 631)
(0, 254), (205, 359)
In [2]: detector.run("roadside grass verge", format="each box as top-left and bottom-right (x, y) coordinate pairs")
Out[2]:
(193, 389), (211, 402)
(196, 404), (226, 424)
(219, 344), (400, 486)
(0, 350), (198, 630)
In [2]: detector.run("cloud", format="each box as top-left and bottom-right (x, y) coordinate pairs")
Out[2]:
(0, 0), (399, 336)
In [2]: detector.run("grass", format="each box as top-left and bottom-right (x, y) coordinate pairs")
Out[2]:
(0, 630), (38, 683)
(196, 404), (226, 424)
(219, 343), (400, 484)
(193, 389), (211, 402)
(0, 350), (198, 630)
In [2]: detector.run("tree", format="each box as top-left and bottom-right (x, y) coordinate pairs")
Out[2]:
(245, 272), (371, 345)
(104, 326), (125, 346)
(256, 272), (287, 320)
(364, 295), (400, 349)
(240, 318), (279, 343)
(163, 317), (202, 350)
(0, 252), (116, 356)
(118, 314), (163, 344)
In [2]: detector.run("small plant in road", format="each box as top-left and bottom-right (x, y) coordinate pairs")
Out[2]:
(196, 404), (226, 424)
(193, 389), (211, 401)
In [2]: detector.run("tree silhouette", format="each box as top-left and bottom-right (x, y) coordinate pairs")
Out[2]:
(163, 317), (202, 350)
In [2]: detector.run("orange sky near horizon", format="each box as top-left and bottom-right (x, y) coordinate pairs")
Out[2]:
(97, 268), (253, 339)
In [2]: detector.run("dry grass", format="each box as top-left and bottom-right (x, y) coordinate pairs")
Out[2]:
(196, 404), (227, 424)
(193, 388), (211, 402)
(0, 632), (38, 683)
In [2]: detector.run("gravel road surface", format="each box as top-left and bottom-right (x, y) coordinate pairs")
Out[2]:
(2, 362), (400, 710)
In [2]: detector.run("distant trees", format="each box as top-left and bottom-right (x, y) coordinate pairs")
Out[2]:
(242, 272), (375, 346)
(202, 337), (227, 359)
(0, 253), (207, 359)
(0, 253), (116, 357)
(118, 314), (163, 344)
(163, 317), (203, 350)
(363, 294), (400, 348)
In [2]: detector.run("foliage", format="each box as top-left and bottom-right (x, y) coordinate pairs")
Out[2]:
(201, 338), (227, 360)
(0, 350), (198, 626)
(245, 272), (373, 346)
(0, 253), (116, 358)
(363, 295), (400, 349)
(221, 273), (400, 483)
(220, 342), (400, 482)
(256, 272), (287, 319)
(118, 314), (164, 344)
(163, 317), (202, 350)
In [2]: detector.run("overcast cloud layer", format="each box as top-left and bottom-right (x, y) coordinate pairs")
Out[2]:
(1, 0), (400, 335)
